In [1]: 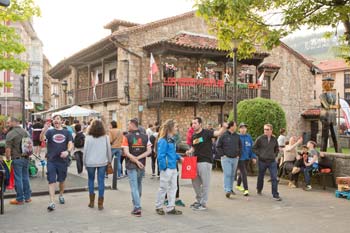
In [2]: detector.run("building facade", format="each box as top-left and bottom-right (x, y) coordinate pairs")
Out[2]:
(48, 12), (316, 138)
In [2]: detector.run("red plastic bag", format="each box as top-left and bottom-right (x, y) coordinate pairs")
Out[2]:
(41, 140), (46, 148)
(181, 156), (197, 179)
(4, 160), (14, 190)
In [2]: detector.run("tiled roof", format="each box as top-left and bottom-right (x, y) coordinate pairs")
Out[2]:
(104, 19), (139, 29)
(316, 59), (350, 72)
(301, 109), (320, 118)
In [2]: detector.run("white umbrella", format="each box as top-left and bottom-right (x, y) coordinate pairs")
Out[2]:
(53, 105), (100, 118)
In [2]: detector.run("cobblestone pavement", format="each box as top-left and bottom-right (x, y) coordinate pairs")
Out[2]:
(1, 159), (349, 233)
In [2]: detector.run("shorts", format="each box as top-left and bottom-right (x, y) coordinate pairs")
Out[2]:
(33, 140), (41, 147)
(47, 161), (68, 184)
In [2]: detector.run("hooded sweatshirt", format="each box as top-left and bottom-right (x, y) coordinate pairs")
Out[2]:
(239, 133), (257, 161)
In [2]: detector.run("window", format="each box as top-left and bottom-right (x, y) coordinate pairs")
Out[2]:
(109, 69), (116, 81)
(98, 73), (103, 84)
(345, 92), (350, 104)
(345, 71), (350, 85)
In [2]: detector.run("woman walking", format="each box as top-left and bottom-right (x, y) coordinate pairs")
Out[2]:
(155, 119), (184, 215)
(83, 120), (112, 210)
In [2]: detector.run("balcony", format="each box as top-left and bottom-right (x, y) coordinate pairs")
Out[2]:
(148, 78), (259, 106)
(76, 80), (118, 104)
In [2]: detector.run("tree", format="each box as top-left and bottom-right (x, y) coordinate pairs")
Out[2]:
(228, 98), (286, 140)
(0, 0), (40, 74)
(195, 0), (350, 61)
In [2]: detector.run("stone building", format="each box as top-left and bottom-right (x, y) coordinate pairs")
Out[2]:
(43, 55), (52, 111)
(48, 11), (316, 138)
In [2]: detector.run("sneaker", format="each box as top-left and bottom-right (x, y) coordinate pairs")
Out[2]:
(47, 202), (56, 212)
(305, 185), (312, 191)
(243, 190), (249, 196)
(25, 198), (32, 203)
(236, 186), (244, 192)
(167, 208), (182, 215)
(288, 182), (297, 188)
(193, 204), (207, 211)
(175, 199), (185, 207)
(131, 208), (142, 217)
(10, 199), (24, 205)
(190, 201), (200, 209)
(273, 196), (282, 201)
(59, 195), (65, 204)
(156, 208), (165, 215)
(225, 192), (231, 198)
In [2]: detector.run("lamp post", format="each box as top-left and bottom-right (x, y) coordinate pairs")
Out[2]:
(61, 80), (68, 106)
(232, 38), (240, 123)
(21, 74), (26, 128)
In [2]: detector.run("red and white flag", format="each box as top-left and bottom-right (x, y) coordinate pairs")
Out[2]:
(258, 70), (265, 85)
(149, 53), (158, 88)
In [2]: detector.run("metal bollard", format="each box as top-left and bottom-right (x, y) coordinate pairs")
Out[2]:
(112, 156), (118, 190)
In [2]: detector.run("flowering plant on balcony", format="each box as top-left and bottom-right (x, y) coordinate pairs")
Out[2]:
(165, 63), (177, 71)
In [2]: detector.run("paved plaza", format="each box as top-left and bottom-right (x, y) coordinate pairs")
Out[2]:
(1, 159), (349, 233)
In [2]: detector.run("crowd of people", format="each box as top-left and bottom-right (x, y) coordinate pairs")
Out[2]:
(1, 114), (326, 217)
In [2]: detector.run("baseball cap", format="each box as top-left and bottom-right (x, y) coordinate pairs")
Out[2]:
(239, 122), (248, 128)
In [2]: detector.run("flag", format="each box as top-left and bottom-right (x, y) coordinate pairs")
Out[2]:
(340, 98), (350, 129)
(258, 70), (265, 85)
(149, 53), (158, 88)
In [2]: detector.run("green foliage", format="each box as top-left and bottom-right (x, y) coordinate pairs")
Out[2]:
(228, 98), (286, 139)
(195, 0), (350, 61)
(0, 0), (40, 74)
(0, 81), (13, 88)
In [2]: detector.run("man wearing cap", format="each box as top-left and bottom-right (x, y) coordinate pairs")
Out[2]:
(122, 118), (151, 217)
(303, 140), (319, 191)
(236, 122), (256, 196)
(216, 121), (241, 198)
(253, 124), (282, 201)
(5, 117), (32, 205)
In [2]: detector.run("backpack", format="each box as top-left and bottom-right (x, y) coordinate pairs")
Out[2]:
(14, 128), (33, 156)
(74, 132), (85, 148)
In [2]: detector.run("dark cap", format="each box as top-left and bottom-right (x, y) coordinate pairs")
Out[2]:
(239, 122), (248, 128)
(322, 76), (334, 81)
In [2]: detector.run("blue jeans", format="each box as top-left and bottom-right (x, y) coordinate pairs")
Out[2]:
(86, 166), (107, 197)
(111, 148), (122, 177)
(12, 158), (31, 202)
(257, 160), (279, 198)
(127, 168), (145, 209)
(303, 166), (313, 185)
(221, 156), (239, 193)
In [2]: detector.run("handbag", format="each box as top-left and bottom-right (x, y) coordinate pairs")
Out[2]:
(181, 156), (197, 179)
(106, 136), (114, 175)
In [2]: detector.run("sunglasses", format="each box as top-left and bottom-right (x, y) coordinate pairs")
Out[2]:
(264, 128), (271, 131)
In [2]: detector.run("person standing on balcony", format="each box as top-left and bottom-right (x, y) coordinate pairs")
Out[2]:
(122, 118), (152, 217)
(253, 124), (282, 201)
(216, 121), (242, 198)
(186, 117), (227, 211)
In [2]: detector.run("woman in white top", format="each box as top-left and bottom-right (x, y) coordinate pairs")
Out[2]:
(83, 120), (112, 210)
(281, 136), (302, 187)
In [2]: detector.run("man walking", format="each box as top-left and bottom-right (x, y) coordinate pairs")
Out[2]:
(40, 114), (73, 211)
(216, 121), (242, 198)
(253, 124), (282, 201)
(5, 117), (32, 205)
(122, 118), (151, 217)
(186, 117), (227, 210)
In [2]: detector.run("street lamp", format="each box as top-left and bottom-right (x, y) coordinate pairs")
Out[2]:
(21, 74), (26, 128)
(232, 38), (241, 123)
(61, 80), (68, 106)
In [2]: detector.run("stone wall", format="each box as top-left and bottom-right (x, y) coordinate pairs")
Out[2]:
(324, 153), (350, 177)
(265, 45), (315, 138)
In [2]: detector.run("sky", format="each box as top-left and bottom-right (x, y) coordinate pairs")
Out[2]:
(33, 0), (195, 66)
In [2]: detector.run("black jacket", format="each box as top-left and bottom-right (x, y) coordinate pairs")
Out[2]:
(252, 135), (279, 162)
(216, 130), (242, 158)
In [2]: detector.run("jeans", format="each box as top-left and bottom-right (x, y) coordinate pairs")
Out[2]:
(221, 156), (239, 193)
(111, 148), (122, 177)
(237, 160), (249, 190)
(303, 166), (313, 185)
(257, 160), (279, 198)
(192, 162), (212, 206)
(127, 168), (145, 209)
(86, 166), (107, 197)
(155, 168), (178, 211)
(12, 158), (31, 202)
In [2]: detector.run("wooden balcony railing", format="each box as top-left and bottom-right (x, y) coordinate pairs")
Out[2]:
(148, 78), (260, 105)
(76, 80), (118, 104)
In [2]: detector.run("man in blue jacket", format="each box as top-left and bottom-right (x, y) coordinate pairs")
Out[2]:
(236, 123), (256, 196)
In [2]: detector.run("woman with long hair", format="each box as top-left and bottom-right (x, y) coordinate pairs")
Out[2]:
(155, 119), (184, 215)
(83, 120), (112, 210)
